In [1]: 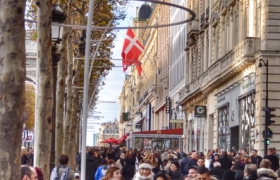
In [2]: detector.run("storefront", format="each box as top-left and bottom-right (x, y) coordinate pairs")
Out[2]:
(126, 128), (183, 151)
(216, 73), (256, 152)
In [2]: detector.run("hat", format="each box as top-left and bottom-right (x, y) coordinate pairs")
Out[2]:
(139, 163), (153, 170)
(75, 173), (80, 178)
(35, 167), (44, 180)
(171, 161), (180, 169)
(222, 170), (235, 180)
(189, 165), (199, 171)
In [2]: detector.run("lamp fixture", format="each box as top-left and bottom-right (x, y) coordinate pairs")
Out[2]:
(51, 4), (66, 44)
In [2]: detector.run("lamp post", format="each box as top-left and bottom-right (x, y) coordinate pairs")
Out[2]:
(258, 59), (268, 156)
(50, 4), (66, 173)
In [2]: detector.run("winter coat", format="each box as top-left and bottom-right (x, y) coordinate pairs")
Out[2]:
(86, 154), (98, 180)
(256, 168), (278, 180)
(167, 170), (183, 180)
(251, 155), (262, 168)
(210, 167), (225, 180)
(233, 169), (244, 180)
(121, 163), (135, 180)
(180, 157), (197, 176)
(264, 155), (280, 172)
(116, 159), (125, 170)
(95, 165), (108, 180)
(219, 156), (232, 170)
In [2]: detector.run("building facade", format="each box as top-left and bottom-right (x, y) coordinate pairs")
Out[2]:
(98, 120), (119, 147)
(119, 0), (280, 154)
(180, 0), (280, 155)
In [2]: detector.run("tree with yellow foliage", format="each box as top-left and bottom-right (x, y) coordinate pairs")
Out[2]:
(25, 84), (36, 130)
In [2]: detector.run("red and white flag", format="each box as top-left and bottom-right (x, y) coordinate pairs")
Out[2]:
(121, 28), (144, 76)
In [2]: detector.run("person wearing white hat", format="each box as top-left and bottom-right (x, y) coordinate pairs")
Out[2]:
(74, 173), (79, 179)
(134, 160), (154, 180)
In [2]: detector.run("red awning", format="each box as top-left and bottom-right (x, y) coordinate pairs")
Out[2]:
(133, 128), (183, 135)
(100, 137), (120, 144)
(118, 134), (129, 142)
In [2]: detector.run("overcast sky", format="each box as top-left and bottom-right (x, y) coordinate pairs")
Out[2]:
(86, 1), (144, 145)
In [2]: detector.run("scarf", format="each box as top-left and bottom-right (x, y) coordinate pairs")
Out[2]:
(134, 171), (154, 180)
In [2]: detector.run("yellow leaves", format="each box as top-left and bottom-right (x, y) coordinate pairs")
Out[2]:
(25, 84), (35, 130)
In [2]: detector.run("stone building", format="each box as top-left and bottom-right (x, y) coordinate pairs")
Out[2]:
(119, 0), (280, 154)
(98, 120), (119, 147)
(180, 0), (280, 155)
(119, 1), (185, 150)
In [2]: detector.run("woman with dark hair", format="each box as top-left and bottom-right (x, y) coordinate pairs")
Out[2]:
(121, 158), (135, 180)
(154, 171), (171, 180)
(167, 161), (183, 180)
(210, 154), (220, 169)
(116, 152), (126, 170)
(101, 166), (123, 180)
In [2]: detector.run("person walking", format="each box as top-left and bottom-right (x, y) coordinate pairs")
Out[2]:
(21, 165), (38, 180)
(264, 148), (279, 172)
(121, 158), (135, 180)
(50, 154), (75, 180)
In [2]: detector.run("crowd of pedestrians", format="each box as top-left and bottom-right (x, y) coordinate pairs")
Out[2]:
(20, 146), (280, 180)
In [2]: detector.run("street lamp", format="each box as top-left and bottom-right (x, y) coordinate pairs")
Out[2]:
(50, 4), (66, 173)
(258, 59), (269, 156)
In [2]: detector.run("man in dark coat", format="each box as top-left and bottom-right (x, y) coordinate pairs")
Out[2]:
(86, 150), (98, 180)
(219, 151), (232, 170)
(251, 149), (262, 168)
(121, 158), (135, 180)
(181, 152), (198, 176)
(264, 148), (279, 172)
(244, 164), (258, 180)
(210, 162), (225, 180)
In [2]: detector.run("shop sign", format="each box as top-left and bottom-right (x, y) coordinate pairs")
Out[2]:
(194, 105), (207, 117)
(165, 97), (171, 114)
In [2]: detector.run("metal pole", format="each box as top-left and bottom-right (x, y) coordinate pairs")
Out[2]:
(264, 60), (268, 156)
(81, 0), (95, 179)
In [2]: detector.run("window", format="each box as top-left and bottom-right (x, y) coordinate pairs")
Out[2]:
(218, 104), (230, 151)
(239, 92), (255, 151)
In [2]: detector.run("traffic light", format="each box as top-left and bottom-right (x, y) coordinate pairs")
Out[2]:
(262, 107), (276, 126)
(265, 138), (270, 145)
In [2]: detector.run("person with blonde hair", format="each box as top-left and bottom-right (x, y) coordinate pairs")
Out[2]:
(101, 166), (123, 180)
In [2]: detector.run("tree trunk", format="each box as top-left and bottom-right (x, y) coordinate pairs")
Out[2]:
(56, 4), (71, 159)
(34, 1), (53, 179)
(68, 91), (79, 170)
(66, 38), (76, 169)
(63, 34), (74, 155)
(0, 1), (26, 179)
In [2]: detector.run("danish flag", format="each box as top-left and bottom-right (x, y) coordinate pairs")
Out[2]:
(121, 28), (144, 76)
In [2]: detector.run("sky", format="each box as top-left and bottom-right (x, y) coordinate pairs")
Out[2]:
(86, 1), (144, 145)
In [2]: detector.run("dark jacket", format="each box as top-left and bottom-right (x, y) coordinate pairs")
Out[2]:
(86, 154), (98, 180)
(219, 156), (232, 170)
(21, 155), (30, 165)
(251, 155), (263, 168)
(233, 169), (244, 180)
(180, 157), (197, 175)
(256, 168), (278, 180)
(264, 155), (279, 172)
(210, 167), (225, 180)
(168, 170), (183, 180)
(121, 159), (135, 180)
